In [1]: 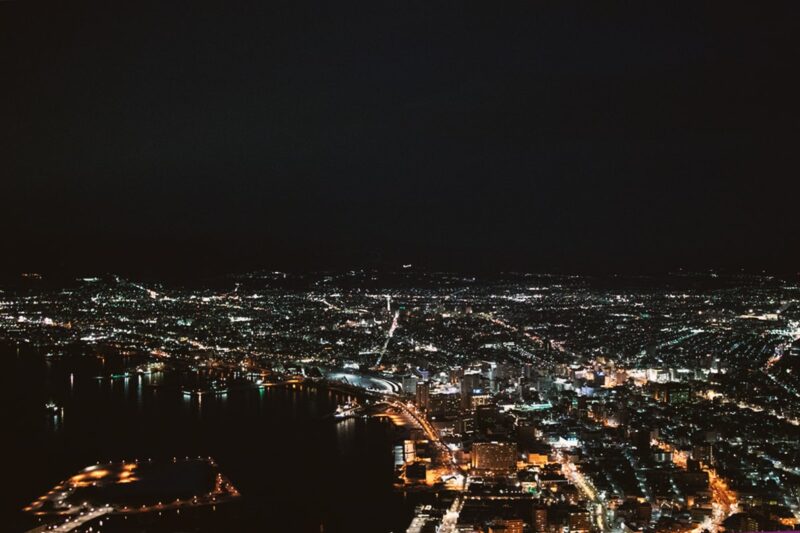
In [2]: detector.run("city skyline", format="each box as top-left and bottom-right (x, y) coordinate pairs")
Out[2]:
(4, 2), (800, 532)
(6, 269), (800, 532)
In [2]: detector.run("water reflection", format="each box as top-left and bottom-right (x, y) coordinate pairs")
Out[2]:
(10, 345), (413, 533)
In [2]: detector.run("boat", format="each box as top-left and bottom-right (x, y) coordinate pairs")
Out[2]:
(334, 401), (364, 419)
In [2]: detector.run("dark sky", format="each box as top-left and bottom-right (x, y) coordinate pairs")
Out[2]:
(2, 2), (799, 277)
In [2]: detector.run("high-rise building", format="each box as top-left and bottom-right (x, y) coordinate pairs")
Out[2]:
(403, 374), (419, 395)
(416, 381), (430, 412)
(532, 505), (548, 532)
(460, 372), (482, 409)
(475, 404), (510, 438)
(488, 519), (524, 533)
(568, 508), (591, 532)
(470, 393), (492, 409)
(394, 439), (416, 466)
(471, 441), (517, 472)
(429, 392), (460, 418)
(653, 383), (690, 405)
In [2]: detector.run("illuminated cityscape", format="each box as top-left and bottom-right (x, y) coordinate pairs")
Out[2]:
(4, 2), (800, 532)
(5, 270), (800, 532)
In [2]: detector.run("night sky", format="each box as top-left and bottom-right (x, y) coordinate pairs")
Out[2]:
(3, 3), (799, 277)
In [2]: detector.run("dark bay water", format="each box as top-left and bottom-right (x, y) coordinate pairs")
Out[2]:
(6, 344), (417, 532)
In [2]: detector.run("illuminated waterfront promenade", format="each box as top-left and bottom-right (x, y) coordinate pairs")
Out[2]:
(23, 457), (240, 531)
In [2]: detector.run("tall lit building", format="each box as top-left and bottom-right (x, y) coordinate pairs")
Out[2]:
(403, 374), (419, 395)
(429, 392), (460, 418)
(532, 505), (548, 532)
(416, 381), (430, 412)
(461, 372), (482, 409)
(471, 441), (517, 472)
(568, 508), (591, 532)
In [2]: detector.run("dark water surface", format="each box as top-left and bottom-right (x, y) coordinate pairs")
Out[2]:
(7, 344), (417, 532)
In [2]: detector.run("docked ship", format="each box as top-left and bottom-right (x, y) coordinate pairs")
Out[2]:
(334, 401), (364, 419)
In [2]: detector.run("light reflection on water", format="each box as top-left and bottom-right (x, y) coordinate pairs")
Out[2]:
(10, 344), (419, 533)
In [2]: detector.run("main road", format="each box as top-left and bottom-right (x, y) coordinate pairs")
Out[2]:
(555, 451), (612, 532)
(25, 507), (112, 533)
